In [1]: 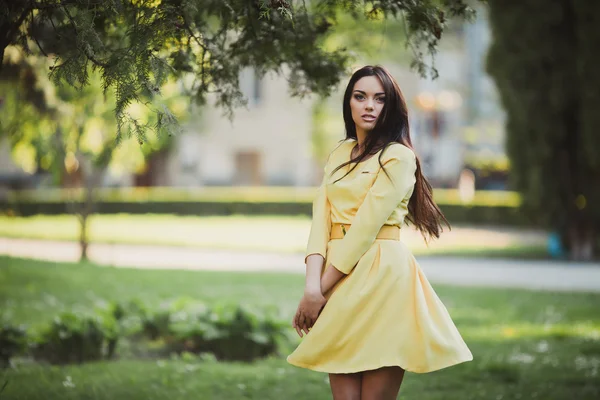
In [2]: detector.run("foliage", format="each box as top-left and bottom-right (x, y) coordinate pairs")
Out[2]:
(2, 199), (530, 227)
(0, 47), (185, 178)
(28, 301), (126, 365)
(120, 297), (288, 361)
(1, 0), (479, 136)
(5, 185), (521, 206)
(311, 95), (345, 165)
(30, 311), (115, 365)
(486, 0), (600, 260)
(1, 186), (529, 228)
(3, 297), (289, 365)
(166, 300), (286, 361)
(26, 302), (124, 366)
(0, 322), (27, 368)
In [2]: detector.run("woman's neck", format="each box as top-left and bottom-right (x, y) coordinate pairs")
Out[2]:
(355, 127), (367, 151)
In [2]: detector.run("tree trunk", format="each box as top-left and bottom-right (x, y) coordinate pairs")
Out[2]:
(78, 169), (96, 262)
(78, 212), (89, 261)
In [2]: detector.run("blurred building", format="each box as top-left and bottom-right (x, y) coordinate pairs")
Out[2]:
(160, 67), (316, 187)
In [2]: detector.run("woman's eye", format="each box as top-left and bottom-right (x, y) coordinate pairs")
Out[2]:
(354, 94), (365, 100)
(376, 97), (386, 103)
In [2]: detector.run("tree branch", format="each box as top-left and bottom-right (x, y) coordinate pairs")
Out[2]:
(2, 7), (30, 48)
(61, 3), (109, 68)
(30, 5), (49, 57)
(200, 44), (206, 91)
(180, 14), (207, 52)
(30, 0), (104, 11)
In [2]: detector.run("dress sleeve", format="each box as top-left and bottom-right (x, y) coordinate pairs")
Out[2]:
(327, 145), (417, 274)
(304, 139), (353, 264)
(304, 162), (332, 264)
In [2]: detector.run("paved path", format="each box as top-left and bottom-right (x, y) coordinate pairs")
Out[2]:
(1, 237), (600, 292)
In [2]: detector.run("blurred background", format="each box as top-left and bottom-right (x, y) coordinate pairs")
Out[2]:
(0, 1), (598, 400)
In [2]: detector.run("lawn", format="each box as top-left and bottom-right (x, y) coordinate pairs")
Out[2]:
(0, 214), (549, 258)
(1, 256), (599, 399)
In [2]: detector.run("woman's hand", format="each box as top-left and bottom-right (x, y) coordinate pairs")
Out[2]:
(292, 289), (327, 337)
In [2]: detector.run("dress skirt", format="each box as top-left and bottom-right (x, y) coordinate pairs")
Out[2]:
(287, 237), (473, 374)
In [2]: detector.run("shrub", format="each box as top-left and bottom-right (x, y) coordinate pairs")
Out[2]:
(0, 323), (27, 368)
(98, 302), (126, 359)
(168, 302), (286, 361)
(31, 311), (117, 365)
(5, 298), (290, 365)
(121, 299), (171, 340)
(2, 186), (536, 227)
(125, 298), (289, 362)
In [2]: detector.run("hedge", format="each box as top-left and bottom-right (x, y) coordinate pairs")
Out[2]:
(1, 187), (535, 227)
(1, 298), (290, 367)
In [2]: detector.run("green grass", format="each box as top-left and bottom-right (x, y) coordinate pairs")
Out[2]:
(1, 256), (599, 399)
(0, 214), (549, 258)
(0, 214), (311, 253)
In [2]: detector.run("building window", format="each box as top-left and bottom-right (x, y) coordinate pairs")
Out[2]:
(240, 67), (263, 107)
(252, 70), (262, 106)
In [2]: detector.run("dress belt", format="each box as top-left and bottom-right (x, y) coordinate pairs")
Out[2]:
(330, 223), (400, 240)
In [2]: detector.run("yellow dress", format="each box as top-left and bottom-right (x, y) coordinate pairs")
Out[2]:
(287, 139), (473, 374)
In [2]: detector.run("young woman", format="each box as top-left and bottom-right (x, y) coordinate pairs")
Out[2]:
(287, 65), (473, 399)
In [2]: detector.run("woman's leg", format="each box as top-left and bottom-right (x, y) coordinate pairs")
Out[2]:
(360, 366), (405, 400)
(329, 372), (363, 400)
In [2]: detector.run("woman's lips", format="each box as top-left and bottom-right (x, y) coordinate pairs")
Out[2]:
(362, 114), (376, 122)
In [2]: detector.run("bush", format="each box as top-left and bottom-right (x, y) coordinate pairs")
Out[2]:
(121, 297), (288, 362)
(440, 204), (533, 227)
(31, 311), (118, 365)
(5, 298), (290, 365)
(2, 186), (535, 227)
(98, 302), (126, 359)
(1, 200), (533, 226)
(2, 200), (313, 218)
(167, 301), (286, 361)
(114, 298), (171, 341)
(0, 322), (27, 368)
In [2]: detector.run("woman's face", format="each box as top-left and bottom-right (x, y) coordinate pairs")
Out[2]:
(349, 75), (386, 135)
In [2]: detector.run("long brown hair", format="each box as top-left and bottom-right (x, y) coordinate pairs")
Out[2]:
(331, 65), (449, 241)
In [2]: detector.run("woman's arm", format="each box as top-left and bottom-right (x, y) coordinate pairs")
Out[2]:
(304, 254), (324, 294)
(320, 262), (345, 294)
(304, 172), (332, 265)
(293, 155), (332, 335)
(293, 254), (327, 336)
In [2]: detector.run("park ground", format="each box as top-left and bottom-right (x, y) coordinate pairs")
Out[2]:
(1, 214), (599, 399)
